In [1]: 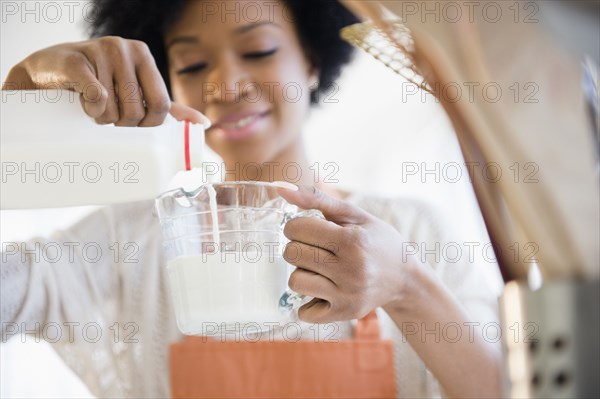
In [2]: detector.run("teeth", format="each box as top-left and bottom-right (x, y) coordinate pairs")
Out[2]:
(221, 114), (258, 130)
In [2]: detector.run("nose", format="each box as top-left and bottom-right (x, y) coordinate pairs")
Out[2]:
(203, 54), (257, 104)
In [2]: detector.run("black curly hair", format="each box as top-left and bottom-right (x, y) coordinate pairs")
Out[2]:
(88, 0), (359, 104)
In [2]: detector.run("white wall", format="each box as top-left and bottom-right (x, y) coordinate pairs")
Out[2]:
(1, 1), (502, 397)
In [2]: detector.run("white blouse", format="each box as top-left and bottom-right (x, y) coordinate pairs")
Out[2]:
(1, 194), (501, 398)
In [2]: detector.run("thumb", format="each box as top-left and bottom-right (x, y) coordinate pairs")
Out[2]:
(71, 74), (108, 119)
(62, 57), (107, 118)
(169, 101), (212, 128)
(277, 185), (369, 225)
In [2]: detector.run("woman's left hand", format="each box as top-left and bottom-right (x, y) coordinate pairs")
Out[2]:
(280, 186), (504, 399)
(278, 186), (416, 323)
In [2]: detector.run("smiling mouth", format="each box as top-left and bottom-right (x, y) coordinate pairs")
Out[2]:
(217, 113), (265, 130)
(209, 111), (270, 140)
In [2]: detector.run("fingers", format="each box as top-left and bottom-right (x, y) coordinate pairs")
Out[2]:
(288, 269), (337, 301)
(297, 298), (334, 324)
(136, 49), (171, 127)
(288, 269), (367, 323)
(283, 216), (369, 266)
(13, 38), (177, 127)
(298, 296), (373, 324)
(79, 88), (108, 119)
(77, 37), (172, 126)
(278, 185), (370, 225)
(61, 53), (108, 118)
(89, 55), (120, 125)
(113, 60), (145, 126)
(283, 217), (341, 252)
(170, 101), (212, 128)
(284, 241), (338, 280)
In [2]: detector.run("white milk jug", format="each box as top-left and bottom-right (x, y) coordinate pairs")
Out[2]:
(1, 90), (209, 208)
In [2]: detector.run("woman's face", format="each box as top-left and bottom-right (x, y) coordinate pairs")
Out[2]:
(165, 0), (318, 166)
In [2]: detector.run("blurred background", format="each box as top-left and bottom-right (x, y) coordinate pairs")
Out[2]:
(0, 1), (502, 397)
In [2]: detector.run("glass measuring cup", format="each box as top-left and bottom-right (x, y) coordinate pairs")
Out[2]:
(155, 181), (322, 336)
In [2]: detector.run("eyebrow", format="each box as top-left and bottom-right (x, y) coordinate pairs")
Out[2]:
(235, 21), (280, 34)
(166, 21), (280, 50)
(166, 36), (199, 50)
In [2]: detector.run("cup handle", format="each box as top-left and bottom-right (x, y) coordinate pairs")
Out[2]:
(279, 209), (326, 313)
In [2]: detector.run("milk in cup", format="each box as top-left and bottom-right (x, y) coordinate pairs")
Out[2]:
(155, 182), (310, 336)
(167, 253), (289, 335)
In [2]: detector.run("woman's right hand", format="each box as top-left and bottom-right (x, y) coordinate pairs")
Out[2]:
(2, 36), (173, 127)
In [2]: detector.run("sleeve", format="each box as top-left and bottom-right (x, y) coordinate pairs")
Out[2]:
(2, 200), (160, 332)
(1, 201), (160, 396)
(357, 196), (504, 398)
(385, 198), (503, 326)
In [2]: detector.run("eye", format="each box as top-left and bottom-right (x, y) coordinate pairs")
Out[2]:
(243, 48), (278, 60)
(176, 63), (207, 75)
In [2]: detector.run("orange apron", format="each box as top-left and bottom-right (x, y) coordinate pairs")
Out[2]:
(169, 311), (397, 398)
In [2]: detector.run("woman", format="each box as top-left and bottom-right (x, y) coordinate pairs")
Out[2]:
(1, 0), (502, 397)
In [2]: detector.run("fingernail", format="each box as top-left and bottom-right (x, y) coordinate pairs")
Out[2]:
(271, 181), (298, 191)
(203, 117), (212, 129)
